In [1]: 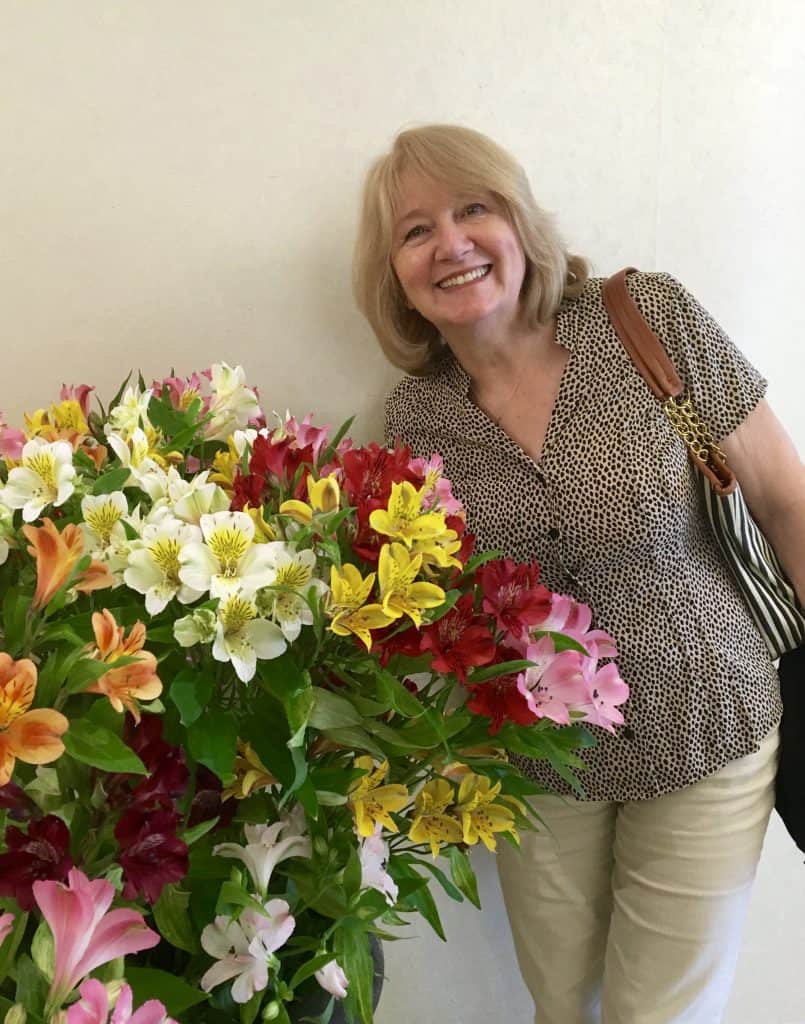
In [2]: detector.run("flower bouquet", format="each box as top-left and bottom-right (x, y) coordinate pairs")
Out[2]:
(0, 365), (628, 1024)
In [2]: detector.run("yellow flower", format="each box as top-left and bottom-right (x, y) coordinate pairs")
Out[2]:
(222, 741), (277, 801)
(244, 505), (276, 542)
(328, 564), (395, 650)
(377, 543), (445, 628)
(279, 474), (340, 526)
(369, 481), (450, 548)
(455, 772), (518, 852)
(0, 654), (69, 786)
(209, 439), (241, 490)
(349, 757), (409, 837)
(407, 778), (463, 858)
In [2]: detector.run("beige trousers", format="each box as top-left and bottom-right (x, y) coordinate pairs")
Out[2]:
(496, 728), (779, 1024)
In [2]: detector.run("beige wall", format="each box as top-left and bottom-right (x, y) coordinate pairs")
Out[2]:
(3, 2), (804, 1021)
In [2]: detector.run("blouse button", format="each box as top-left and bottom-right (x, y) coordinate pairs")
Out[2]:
(547, 527), (560, 541)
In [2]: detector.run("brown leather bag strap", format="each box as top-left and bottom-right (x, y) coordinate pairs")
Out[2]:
(603, 267), (736, 496)
(601, 267), (683, 400)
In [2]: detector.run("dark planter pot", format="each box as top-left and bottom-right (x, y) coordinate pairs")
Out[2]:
(289, 937), (384, 1023)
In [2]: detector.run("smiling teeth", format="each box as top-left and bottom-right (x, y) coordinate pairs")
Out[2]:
(438, 265), (491, 289)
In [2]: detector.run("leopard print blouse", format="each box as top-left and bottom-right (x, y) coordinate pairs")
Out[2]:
(384, 271), (781, 802)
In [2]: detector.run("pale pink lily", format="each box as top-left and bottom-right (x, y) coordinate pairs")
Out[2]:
(315, 959), (349, 1000)
(576, 660), (630, 734)
(213, 809), (311, 896)
(359, 824), (398, 906)
(33, 868), (160, 1012)
(200, 900), (295, 1004)
(516, 640), (589, 726)
(66, 979), (176, 1024)
(0, 911), (14, 946)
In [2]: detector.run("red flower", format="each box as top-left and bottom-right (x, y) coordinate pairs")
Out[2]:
(419, 594), (496, 682)
(476, 558), (551, 638)
(0, 815), (73, 910)
(115, 805), (189, 904)
(375, 623), (425, 666)
(340, 442), (419, 508)
(465, 673), (538, 735)
(0, 780), (36, 821)
(188, 765), (235, 829)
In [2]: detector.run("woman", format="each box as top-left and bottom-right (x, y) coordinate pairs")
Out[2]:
(353, 124), (805, 1023)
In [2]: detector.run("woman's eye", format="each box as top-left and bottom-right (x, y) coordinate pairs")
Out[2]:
(404, 225), (427, 242)
(464, 202), (486, 217)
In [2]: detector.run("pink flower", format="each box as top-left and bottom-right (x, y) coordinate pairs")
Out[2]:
(0, 412), (26, 461)
(66, 979), (176, 1024)
(529, 594), (619, 659)
(516, 640), (589, 726)
(0, 911), (14, 946)
(577, 661), (630, 734)
(33, 868), (160, 1011)
(315, 959), (349, 1000)
(283, 413), (331, 462)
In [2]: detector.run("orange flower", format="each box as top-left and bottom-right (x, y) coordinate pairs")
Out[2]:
(23, 518), (113, 609)
(85, 610), (162, 723)
(0, 653), (69, 785)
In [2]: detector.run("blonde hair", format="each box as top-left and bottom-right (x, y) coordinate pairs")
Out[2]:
(353, 123), (589, 374)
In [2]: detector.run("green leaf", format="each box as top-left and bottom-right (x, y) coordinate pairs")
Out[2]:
(62, 720), (147, 774)
(415, 855), (465, 904)
(153, 884), (199, 954)
(466, 659), (535, 684)
(187, 709), (238, 781)
(289, 952), (342, 992)
(92, 466), (131, 495)
(168, 665), (215, 726)
(533, 630), (589, 655)
(125, 966), (208, 1015)
(334, 925), (374, 1024)
(63, 653), (142, 696)
(320, 726), (385, 760)
(343, 847), (362, 903)
(181, 816), (219, 846)
(308, 687), (365, 730)
(0, 911), (28, 987)
(318, 415), (355, 466)
(2, 590), (30, 658)
(448, 846), (481, 909)
(376, 671), (425, 718)
(14, 955), (47, 1017)
(30, 921), (54, 983)
(400, 876), (446, 940)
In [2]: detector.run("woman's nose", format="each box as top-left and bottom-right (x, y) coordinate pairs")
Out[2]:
(434, 220), (473, 261)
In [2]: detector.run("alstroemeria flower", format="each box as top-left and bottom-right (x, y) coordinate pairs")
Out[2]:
(213, 809), (311, 896)
(407, 778), (463, 858)
(0, 912), (15, 947)
(81, 492), (129, 552)
(0, 814), (73, 910)
(577, 660), (630, 734)
(33, 868), (160, 1012)
(369, 481), (450, 548)
(328, 564), (395, 651)
(66, 978), (176, 1024)
(115, 806), (189, 904)
(315, 959), (349, 1000)
(517, 639), (590, 727)
(0, 437), (75, 521)
(410, 453), (463, 515)
(419, 592), (496, 682)
(178, 510), (276, 599)
(221, 741), (277, 801)
(477, 558), (552, 638)
(169, 474), (230, 526)
(377, 542), (445, 628)
(0, 501), (14, 566)
(85, 610), (162, 723)
(106, 429), (162, 488)
(23, 518), (113, 609)
(200, 900), (295, 1004)
(0, 410), (26, 461)
(256, 543), (328, 642)
(359, 824), (398, 906)
(212, 590), (287, 683)
(0, 654), (69, 786)
(348, 757), (409, 837)
(124, 517), (204, 614)
(173, 607), (217, 648)
(105, 386), (153, 440)
(454, 773), (518, 852)
(205, 362), (261, 441)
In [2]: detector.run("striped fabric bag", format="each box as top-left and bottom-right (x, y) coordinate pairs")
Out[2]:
(603, 267), (805, 851)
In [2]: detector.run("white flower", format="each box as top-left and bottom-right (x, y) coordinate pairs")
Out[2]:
(315, 959), (349, 1000)
(124, 517), (204, 614)
(212, 590), (286, 682)
(200, 900), (295, 1004)
(106, 386), (153, 439)
(257, 543), (328, 643)
(106, 429), (161, 491)
(0, 502), (14, 566)
(213, 812), (312, 896)
(0, 438), (75, 522)
(81, 491), (129, 550)
(170, 473), (230, 526)
(232, 427), (260, 457)
(173, 608), (217, 647)
(359, 824), (399, 906)
(179, 511), (276, 600)
(205, 363), (260, 442)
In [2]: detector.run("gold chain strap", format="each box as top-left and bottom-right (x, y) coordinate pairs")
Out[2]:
(662, 391), (726, 468)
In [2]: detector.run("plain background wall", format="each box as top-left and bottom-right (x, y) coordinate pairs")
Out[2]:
(2, 2), (803, 1021)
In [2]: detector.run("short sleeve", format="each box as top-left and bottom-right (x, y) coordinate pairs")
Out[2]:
(627, 271), (767, 442)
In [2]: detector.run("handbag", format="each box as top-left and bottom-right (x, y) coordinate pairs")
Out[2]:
(602, 266), (805, 852)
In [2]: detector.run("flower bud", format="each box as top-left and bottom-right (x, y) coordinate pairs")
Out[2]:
(173, 608), (217, 647)
(262, 1002), (281, 1021)
(4, 1005), (27, 1024)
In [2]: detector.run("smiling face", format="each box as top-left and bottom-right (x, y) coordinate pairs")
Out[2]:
(390, 171), (528, 341)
